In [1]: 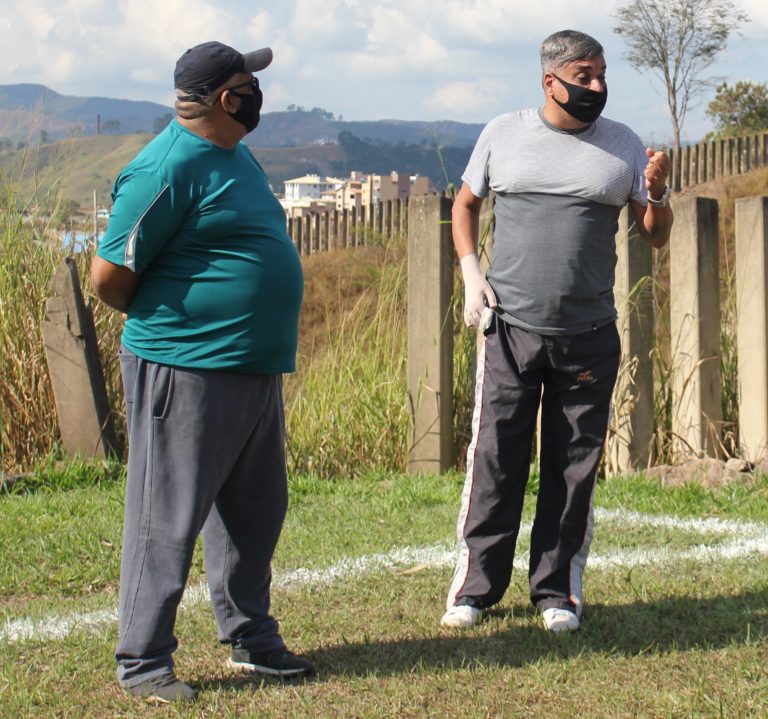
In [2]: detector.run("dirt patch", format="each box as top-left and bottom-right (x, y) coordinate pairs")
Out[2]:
(297, 244), (393, 358)
(644, 457), (757, 489)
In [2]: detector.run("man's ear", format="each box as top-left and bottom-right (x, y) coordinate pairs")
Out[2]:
(219, 89), (238, 112)
(542, 73), (555, 96)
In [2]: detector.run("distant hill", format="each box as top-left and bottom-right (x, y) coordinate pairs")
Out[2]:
(0, 84), (173, 139)
(0, 133), (471, 210)
(0, 84), (484, 148)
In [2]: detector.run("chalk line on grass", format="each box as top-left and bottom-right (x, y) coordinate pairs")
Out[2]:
(3, 508), (768, 645)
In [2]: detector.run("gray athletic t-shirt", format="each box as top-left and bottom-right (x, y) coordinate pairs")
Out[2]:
(463, 108), (648, 335)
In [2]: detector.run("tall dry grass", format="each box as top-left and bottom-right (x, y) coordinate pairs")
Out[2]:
(0, 144), (126, 474)
(4, 157), (764, 477)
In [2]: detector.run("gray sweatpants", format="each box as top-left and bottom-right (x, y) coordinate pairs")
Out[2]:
(117, 347), (288, 686)
(446, 317), (620, 616)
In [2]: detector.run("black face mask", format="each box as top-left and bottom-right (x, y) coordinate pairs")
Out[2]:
(228, 79), (263, 133)
(552, 74), (607, 124)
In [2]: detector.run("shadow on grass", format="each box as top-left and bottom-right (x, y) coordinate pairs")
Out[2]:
(199, 587), (768, 691)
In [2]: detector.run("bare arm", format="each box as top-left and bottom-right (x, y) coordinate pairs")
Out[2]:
(630, 148), (674, 249)
(452, 182), (485, 259)
(90, 256), (140, 312)
(453, 182), (497, 326)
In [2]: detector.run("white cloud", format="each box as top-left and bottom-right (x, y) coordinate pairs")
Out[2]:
(423, 79), (507, 117)
(0, 0), (764, 137)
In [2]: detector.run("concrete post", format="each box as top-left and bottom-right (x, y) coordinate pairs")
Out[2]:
(311, 214), (320, 253)
(735, 196), (768, 461)
(320, 212), (328, 252)
(375, 201), (383, 237)
(669, 196), (722, 458)
(610, 207), (655, 472)
(383, 199), (392, 240)
(42, 258), (120, 459)
(347, 208), (358, 247)
(669, 148), (679, 192)
(302, 216), (311, 255)
(341, 209), (349, 249)
(737, 137), (744, 174)
(407, 195), (454, 473)
(714, 140), (722, 179)
(287, 217), (295, 249)
(367, 202), (375, 240)
(727, 139), (735, 175)
(294, 216), (303, 255)
(693, 143), (700, 185)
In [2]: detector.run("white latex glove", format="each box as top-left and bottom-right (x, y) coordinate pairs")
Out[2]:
(459, 253), (497, 328)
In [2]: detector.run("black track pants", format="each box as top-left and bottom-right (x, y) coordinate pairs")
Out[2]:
(446, 316), (620, 615)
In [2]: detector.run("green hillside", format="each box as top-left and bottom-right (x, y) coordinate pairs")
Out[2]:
(0, 134), (152, 210)
(0, 131), (463, 210)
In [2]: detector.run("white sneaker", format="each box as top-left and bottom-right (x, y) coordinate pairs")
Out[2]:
(440, 605), (483, 628)
(542, 607), (580, 632)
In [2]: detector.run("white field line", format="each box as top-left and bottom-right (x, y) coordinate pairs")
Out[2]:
(2, 508), (768, 645)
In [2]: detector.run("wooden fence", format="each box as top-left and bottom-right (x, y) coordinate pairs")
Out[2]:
(669, 130), (768, 191)
(283, 130), (768, 255)
(286, 197), (409, 253)
(406, 194), (768, 475)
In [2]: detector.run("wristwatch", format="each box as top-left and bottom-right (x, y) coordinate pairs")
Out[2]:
(647, 185), (671, 208)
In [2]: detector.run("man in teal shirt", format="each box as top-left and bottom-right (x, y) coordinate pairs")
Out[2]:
(91, 41), (311, 703)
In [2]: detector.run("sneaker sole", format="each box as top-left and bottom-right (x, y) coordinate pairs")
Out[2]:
(440, 609), (483, 628)
(440, 617), (481, 628)
(227, 657), (309, 677)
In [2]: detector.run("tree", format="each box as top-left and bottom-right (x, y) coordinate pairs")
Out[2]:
(39, 129), (49, 144)
(613, 0), (748, 188)
(706, 80), (768, 137)
(153, 113), (173, 134)
(102, 119), (121, 134)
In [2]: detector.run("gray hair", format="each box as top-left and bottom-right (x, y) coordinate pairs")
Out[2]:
(540, 30), (603, 74)
(174, 88), (217, 120)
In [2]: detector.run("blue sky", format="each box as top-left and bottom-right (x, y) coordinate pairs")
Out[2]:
(1, 0), (766, 146)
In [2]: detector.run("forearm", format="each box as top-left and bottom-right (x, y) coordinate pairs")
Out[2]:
(90, 256), (140, 312)
(452, 184), (483, 259)
(642, 203), (674, 249)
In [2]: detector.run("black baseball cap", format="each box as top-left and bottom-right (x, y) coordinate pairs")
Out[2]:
(174, 41), (273, 95)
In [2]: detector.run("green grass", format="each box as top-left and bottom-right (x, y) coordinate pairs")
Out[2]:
(2, 467), (768, 717)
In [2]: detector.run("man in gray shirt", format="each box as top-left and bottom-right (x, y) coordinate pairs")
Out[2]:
(442, 30), (673, 632)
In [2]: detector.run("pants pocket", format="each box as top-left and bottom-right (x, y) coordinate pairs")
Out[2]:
(150, 364), (175, 420)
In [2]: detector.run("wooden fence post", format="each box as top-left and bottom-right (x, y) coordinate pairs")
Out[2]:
(669, 196), (722, 458)
(610, 206), (655, 473)
(407, 195), (454, 473)
(42, 258), (120, 460)
(736, 196), (768, 461)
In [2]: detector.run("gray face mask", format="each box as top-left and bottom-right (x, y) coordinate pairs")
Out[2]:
(552, 74), (607, 124)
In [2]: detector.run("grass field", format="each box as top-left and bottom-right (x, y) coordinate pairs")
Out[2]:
(2, 468), (767, 718)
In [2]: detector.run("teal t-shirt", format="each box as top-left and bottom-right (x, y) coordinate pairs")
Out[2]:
(97, 119), (303, 373)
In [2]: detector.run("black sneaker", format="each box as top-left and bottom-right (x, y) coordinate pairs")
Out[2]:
(125, 672), (197, 703)
(228, 646), (314, 677)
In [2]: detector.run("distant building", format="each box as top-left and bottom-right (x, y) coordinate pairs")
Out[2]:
(409, 174), (438, 196)
(281, 171), (437, 218)
(283, 175), (343, 202)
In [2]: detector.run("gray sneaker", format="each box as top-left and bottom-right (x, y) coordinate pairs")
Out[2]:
(228, 646), (314, 677)
(125, 673), (197, 703)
